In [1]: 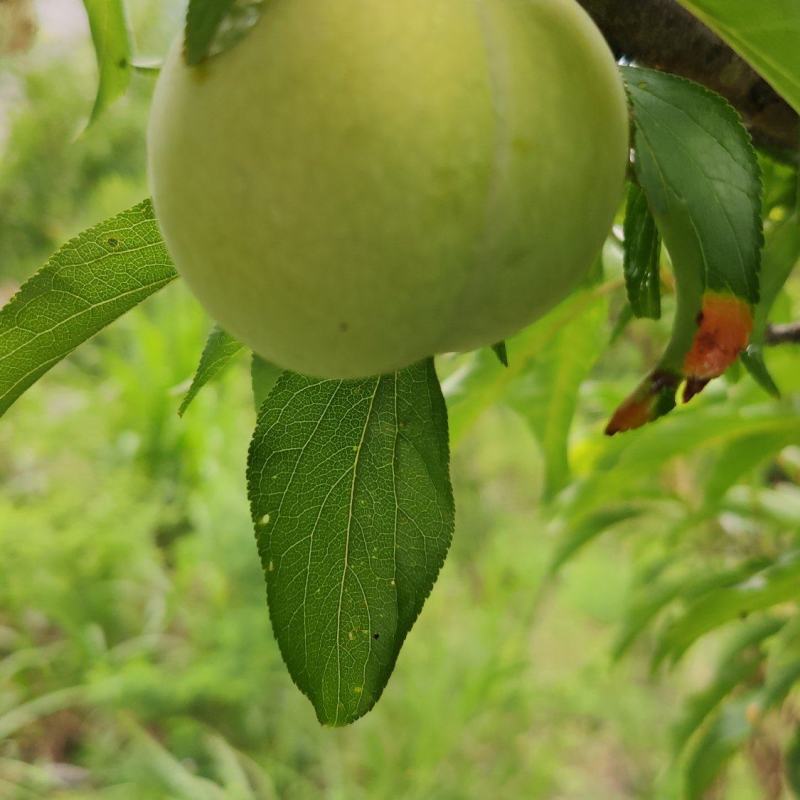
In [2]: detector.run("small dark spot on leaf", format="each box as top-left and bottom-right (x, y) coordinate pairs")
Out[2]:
(118, 58), (128, 69)
(107, 238), (120, 248)
(695, 311), (705, 326)
(373, 633), (380, 640)
(339, 322), (349, 333)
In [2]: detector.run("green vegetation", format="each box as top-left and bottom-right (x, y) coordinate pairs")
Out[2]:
(1, 1), (799, 797)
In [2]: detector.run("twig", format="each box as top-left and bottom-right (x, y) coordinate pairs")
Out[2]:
(765, 323), (800, 345)
(577, 0), (799, 161)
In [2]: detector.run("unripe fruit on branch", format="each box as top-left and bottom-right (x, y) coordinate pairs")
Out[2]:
(148, 0), (628, 379)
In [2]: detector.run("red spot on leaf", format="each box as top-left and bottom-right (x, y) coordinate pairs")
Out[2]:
(683, 293), (753, 380)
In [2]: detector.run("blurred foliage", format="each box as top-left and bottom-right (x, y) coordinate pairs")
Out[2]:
(1, 1), (799, 798)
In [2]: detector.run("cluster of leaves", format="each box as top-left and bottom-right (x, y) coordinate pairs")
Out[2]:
(1, 0), (799, 793)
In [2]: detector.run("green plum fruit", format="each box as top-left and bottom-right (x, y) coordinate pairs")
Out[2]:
(148, 0), (629, 379)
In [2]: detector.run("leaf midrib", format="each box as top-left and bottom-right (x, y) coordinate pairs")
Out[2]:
(336, 376), (381, 723)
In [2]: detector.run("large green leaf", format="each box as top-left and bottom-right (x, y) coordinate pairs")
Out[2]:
(0, 201), (177, 418)
(624, 66), (762, 310)
(608, 68), (763, 433)
(82, 0), (131, 122)
(247, 360), (454, 725)
(676, 0), (800, 114)
(179, 326), (243, 416)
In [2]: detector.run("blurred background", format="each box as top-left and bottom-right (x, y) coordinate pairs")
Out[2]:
(1, 1), (799, 797)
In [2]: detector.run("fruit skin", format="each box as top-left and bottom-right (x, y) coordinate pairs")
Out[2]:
(149, 0), (628, 379)
(0, 0), (37, 55)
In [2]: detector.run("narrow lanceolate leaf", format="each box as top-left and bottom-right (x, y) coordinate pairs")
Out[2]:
(676, 0), (800, 114)
(742, 213), (800, 396)
(607, 68), (763, 435)
(654, 551), (800, 666)
(247, 360), (454, 726)
(685, 655), (800, 797)
(704, 428), (800, 507)
(184, 0), (265, 66)
(613, 580), (683, 661)
(615, 557), (772, 661)
(82, 0), (131, 122)
(752, 215), (800, 333)
(445, 287), (607, 446)
(507, 291), (609, 498)
(757, 659), (800, 712)
(567, 406), (800, 520)
(179, 326), (243, 416)
(547, 507), (641, 575)
(0, 200), (177, 418)
(683, 697), (753, 800)
(623, 182), (662, 319)
(740, 348), (781, 398)
(671, 616), (784, 754)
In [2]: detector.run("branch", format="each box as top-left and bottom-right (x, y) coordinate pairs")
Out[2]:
(765, 323), (800, 346)
(577, 0), (799, 160)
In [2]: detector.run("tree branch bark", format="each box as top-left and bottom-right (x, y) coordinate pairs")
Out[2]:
(576, 0), (799, 161)
(765, 323), (800, 346)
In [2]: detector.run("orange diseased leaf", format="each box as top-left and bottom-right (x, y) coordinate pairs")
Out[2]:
(605, 391), (658, 436)
(606, 371), (680, 436)
(683, 293), (754, 381)
(607, 294), (754, 435)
